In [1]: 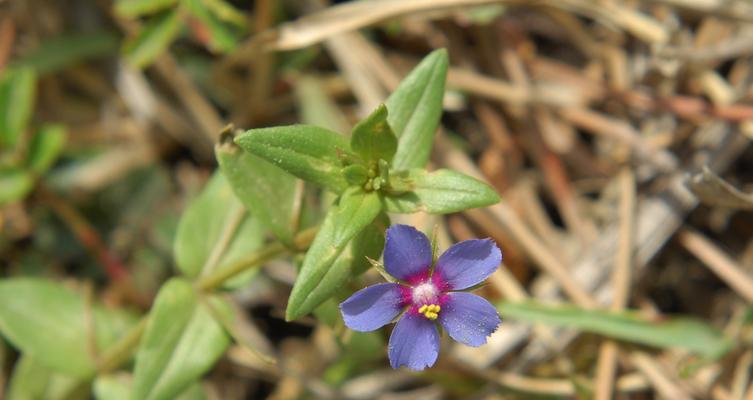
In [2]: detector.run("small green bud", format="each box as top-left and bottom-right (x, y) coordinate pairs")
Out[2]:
(343, 164), (369, 186)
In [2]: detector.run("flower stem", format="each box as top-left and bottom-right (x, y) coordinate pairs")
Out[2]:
(97, 317), (147, 374)
(198, 225), (319, 291)
(95, 226), (320, 373)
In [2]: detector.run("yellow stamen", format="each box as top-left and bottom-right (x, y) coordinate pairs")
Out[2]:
(419, 303), (441, 320)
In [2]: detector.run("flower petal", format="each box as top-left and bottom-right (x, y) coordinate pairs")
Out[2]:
(435, 239), (501, 290)
(340, 283), (404, 332)
(438, 292), (501, 347)
(388, 313), (439, 370)
(383, 224), (432, 281)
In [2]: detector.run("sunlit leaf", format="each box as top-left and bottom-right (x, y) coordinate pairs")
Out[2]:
(216, 135), (298, 246)
(94, 373), (206, 400)
(235, 124), (352, 194)
(0, 278), (137, 378)
(498, 301), (733, 359)
(202, 0), (246, 27)
(0, 167), (34, 205)
(386, 49), (448, 169)
(26, 124), (66, 174)
(174, 171), (264, 288)
(7, 356), (85, 400)
(350, 104), (397, 164)
(115, 0), (178, 17)
(182, 0), (237, 53)
(286, 188), (382, 320)
(0, 68), (36, 148)
(383, 169), (499, 214)
(131, 278), (230, 400)
(123, 10), (183, 68)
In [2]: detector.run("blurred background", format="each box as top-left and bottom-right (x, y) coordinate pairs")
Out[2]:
(2, 0), (753, 399)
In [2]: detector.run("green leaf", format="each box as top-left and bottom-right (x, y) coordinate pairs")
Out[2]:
(286, 188), (382, 320)
(11, 32), (118, 75)
(290, 214), (387, 320)
(124, 10), (183, 68)
(181, 0), (237, 53)
(7, 356), (86, 400)
(498, 301), (733, 360)
(131, 278), (231, 400)
(0, 68), (36, 148)
(342, 164), (368, 186)
(0, 278), (137, 378)
(385, 49), (448, 169)
(216, 136), (298, 246)
(115, 0), (179, 17)
(95, 373), (206, 400)
(383, 169), (499, 214)
(174, 171), (264, 288)
(26, 124), (66, 174)
(94, 374), (132, 400)
(350, 104), (397, 164)
(0, 167), (34, 205)
(202, 0), (247, 28)
(235, 125), (352, 194)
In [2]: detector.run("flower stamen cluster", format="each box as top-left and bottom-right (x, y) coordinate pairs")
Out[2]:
(418, 304), (440, 320)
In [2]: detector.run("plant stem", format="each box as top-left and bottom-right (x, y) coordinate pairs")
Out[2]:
(95, 226), (320, 373)
(198, 225), (319, 291)
(97, 317), (148, 374)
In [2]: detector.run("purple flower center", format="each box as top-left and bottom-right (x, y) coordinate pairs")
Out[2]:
(412, 282), (438, 304)
(399, 273), (449, 320)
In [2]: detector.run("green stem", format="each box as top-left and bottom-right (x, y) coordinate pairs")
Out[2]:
(198, 225), (319, 291)
(95, 226), (320, 373)
(97, 317), (147, 373)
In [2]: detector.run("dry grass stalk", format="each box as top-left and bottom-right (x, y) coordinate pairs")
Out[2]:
(678, 228), (753, 303)
(595, 168), (636, 400)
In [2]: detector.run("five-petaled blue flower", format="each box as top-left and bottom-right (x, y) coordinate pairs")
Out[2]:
(339, 224), (502, 370)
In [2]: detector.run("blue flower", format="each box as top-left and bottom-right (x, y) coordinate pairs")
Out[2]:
(339, 224), (502, 370)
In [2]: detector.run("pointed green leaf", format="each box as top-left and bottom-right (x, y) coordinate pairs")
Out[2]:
(0, 278), (137, 378)
(0, 68), (36, 148)
(382, 169), (499, 214)
(385, 49), (448, 169)
(291, 214), (387, 319)
(235, 125), (352, 194)
(202, 0), (246, 28)
(498, 301), (733, 359)
(115, 0), (178, 17)
(8, 356), (85, 400)
(350, 104), (397, 164)
(124, 10), (183, 68)
(0, 167), (34, 205)
(131, 278), (231, 400)
(174, 171), (264, 288)
(95, 373), (206, 400)
(26, 124), (66, 174)
(216, 136), (298, 246)
(286, 188), (382, 320)
(181, 0), (237, 53)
